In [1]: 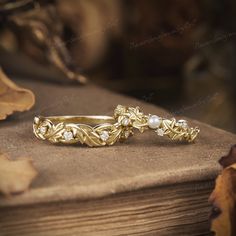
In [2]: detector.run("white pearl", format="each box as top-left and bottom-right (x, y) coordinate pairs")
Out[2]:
(148, 115), (161, 129)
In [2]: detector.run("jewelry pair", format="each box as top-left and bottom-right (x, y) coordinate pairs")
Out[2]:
(33, 105), (200, 147)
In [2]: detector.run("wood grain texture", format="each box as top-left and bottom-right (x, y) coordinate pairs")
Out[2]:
(0, 181), (213, 236)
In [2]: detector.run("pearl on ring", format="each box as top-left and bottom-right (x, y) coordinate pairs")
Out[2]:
(147, 115), (161, 129)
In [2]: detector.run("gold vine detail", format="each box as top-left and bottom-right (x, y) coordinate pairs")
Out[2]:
(114, 105), (200, 142)
(33, 116), (130, 147)
(33, 105), (200, 147)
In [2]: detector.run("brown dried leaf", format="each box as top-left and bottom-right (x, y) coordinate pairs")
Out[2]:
(0, 68), (35, 120)
(0, 154), (37, 196)
(219, 144), (236, 168)
(10, 6), (87, 84)
(209, 146), (236, 236)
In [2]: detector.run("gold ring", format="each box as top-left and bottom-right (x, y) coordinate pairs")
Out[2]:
(33, 105), (199, 147)
(114, 105), (200, 142)
(33, 115), (132, 147)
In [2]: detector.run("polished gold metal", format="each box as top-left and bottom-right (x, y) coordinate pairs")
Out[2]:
(33, 105), (199, 147)
(114, 105), (200, 142)
(33, 115), (133, 147)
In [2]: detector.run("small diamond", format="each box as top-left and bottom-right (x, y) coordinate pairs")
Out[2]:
(156, 128), (165, 136)
(121, 117), (130, 126)
(63, 131), (74, 141)
(124, 130), (130, 138)
(100, 131), (109, 142)
(39, 126), (47, 135)
(176, 120), (188, 129)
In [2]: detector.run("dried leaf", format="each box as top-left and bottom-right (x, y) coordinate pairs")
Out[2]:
(219, 144), (236, 168)
(0, 154), (37, 196)
(9, 5), (87, 84)
(0, 68), (35, 120)
(209, 145), (236, 236)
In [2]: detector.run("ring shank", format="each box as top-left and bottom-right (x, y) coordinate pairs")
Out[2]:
(37, 115), (115, 125)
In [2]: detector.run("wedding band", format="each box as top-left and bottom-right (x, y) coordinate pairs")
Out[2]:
(33, 115), (132, 147)
(114, 105), (200, 142)
(33, 105), (199, 147)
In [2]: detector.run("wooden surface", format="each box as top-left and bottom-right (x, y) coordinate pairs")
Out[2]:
(0, 79), (235, 207)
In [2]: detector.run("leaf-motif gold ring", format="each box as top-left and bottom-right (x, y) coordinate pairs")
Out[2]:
(33, 115), (133, 147)
(33, 105), (199, 147)
(114, 105), (200, 142)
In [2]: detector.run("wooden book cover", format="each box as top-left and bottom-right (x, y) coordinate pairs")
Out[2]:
(0, 80), (235, 235)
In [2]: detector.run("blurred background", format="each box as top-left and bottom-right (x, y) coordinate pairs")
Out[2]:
(0, 0), (236, 133)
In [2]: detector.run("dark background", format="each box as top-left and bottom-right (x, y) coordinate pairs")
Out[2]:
(0, 0), (236, 133)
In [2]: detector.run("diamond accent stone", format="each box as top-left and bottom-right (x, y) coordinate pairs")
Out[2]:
(124, 130), (130, 138)
(39, 126), (47, 135)
(176, 120), (188, 129)
(100, 131), (109, 142)
(63, 131), (74, 141)
(156, 128), (165, 136)
(121, 117), (130, 126)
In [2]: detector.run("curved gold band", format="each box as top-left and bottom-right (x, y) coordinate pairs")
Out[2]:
(38, 115), (115, 124)
(33, 115), (131, 147)
(33, 105), (200, 147)
(114, 105), (200, 143)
